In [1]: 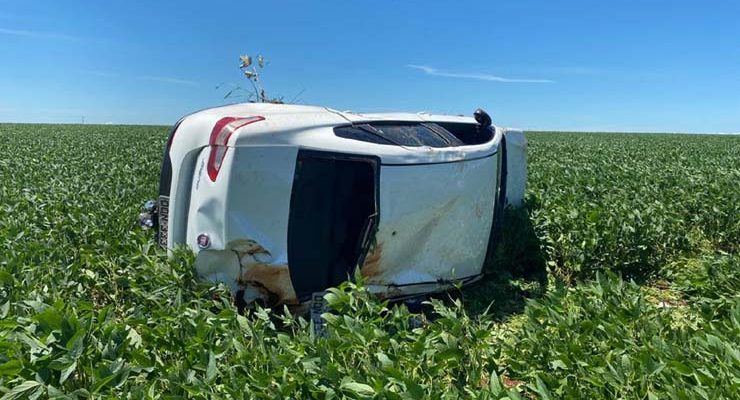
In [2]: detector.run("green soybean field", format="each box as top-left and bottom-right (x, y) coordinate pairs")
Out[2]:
(0, 124), (738, 399)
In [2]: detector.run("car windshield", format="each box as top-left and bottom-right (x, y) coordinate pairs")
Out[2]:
(335, 123), (465, 148)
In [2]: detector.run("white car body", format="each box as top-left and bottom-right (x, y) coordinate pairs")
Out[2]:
(152, 103), (526, 306)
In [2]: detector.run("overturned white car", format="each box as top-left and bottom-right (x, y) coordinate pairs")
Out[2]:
(141, 103), (526, 307)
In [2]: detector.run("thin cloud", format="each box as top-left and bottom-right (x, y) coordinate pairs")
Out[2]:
(140, 75), (199, 86)
(0, 27), (80, 41)
(407, 64), (554, 83)
(80, 70), (199, 87)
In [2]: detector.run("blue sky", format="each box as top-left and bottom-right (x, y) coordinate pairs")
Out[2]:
(1, 1), (739, 132)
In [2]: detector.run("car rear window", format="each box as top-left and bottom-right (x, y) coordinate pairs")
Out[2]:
(334, 123), (465, 148)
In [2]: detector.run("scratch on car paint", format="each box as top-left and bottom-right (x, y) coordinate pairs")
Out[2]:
(232, 238), (271, 260)
(231, 238), (299, 305)
(195, 159), (204, 190)
(360, 242), (383, 280)
(239, 263), (298, 305)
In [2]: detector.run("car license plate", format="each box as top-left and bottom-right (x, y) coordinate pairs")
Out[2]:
(158, 196), (169, 248)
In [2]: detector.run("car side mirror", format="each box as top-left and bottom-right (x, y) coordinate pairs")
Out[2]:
(474, 108), (492, 128)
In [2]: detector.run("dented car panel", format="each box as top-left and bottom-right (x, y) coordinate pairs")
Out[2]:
(151, 103), (526, 307)
(186, 145), (298, 258)
(363, 156), (497, 285)
(189, 145), (300, 303)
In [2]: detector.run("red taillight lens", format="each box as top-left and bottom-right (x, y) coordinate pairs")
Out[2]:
(207, 116), (264, 181)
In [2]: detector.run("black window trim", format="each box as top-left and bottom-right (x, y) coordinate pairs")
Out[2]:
(333, 120), (493, 148)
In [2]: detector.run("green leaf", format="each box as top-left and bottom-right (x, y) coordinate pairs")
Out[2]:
(59, 360), (77, 384)
(90, 373), (118, 393)
(341, 380), (375, 396)
(668, 361), (693, 376)
(488, 370), (503, 395)
(0, 270), (13, 285)
(506, 388), (524, 400)
(206, 351), (217, 381)
(1, 380), (43, 400)
(0, 360), (22, 376)
(35, 307), (63, 331)
(531, 376), (552, 400)
(375, 352), (392, 368)
(65, 329), (86, 359)
(126, 326), (142, 349)
(549, 359), (567, 370)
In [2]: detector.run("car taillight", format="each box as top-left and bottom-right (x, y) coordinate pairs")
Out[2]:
(207, 116), (264, 181)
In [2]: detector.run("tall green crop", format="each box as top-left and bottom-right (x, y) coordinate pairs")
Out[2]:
(526, 132), (740, 282)
(0, 124), (738, 398)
